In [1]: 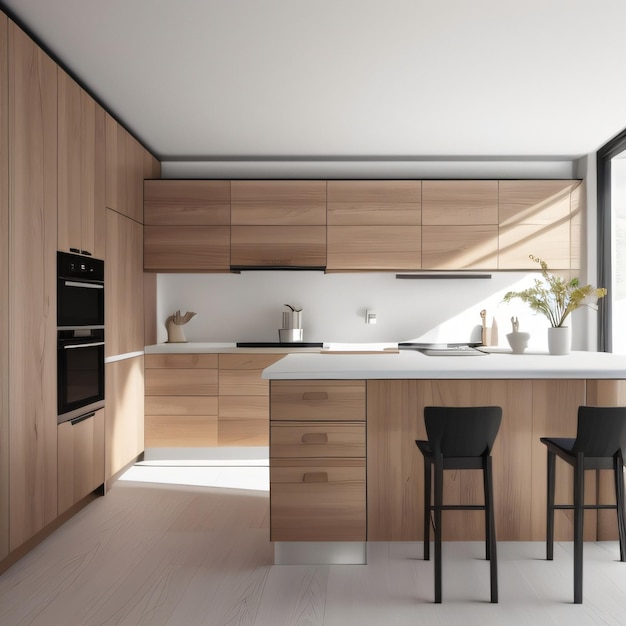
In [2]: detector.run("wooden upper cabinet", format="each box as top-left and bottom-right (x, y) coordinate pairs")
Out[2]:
(327, 180), (421, 225)
(144, 180), (230, 225)
(231, 180), (326, 225)
(105, 113), (144, 223)
(421, 181), (498, 269)
(326, 181), (421, 270)
(57, 69), (105, 259)
(498, 180), (579, 270)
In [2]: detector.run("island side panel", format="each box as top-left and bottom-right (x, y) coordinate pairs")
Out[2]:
(367, 379), (534, 541)
(530, 379), (593, 541)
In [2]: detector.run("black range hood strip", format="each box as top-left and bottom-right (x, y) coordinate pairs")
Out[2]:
(396, 273), (492, 279)
(236, 342), (323, 348)
(231, 266), (326, 272)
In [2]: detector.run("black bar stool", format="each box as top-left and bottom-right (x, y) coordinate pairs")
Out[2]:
(415, 405), (502, 603)
(540, 405), (626, 604)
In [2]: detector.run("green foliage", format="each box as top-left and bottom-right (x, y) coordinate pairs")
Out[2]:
(502, 256), (607, 328)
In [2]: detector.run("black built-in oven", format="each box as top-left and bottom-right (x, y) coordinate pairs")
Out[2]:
(57, 251), (105, 424)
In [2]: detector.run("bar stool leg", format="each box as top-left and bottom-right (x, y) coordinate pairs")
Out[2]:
(423, 457), (431, 561)
(483, 455), (491, 561)
(434, 458), (443, 604)
(546, 449), (556, 560)
(485, 455), (498, 603)
(614, 454), (626, 562)
(573, 453), (584, 604)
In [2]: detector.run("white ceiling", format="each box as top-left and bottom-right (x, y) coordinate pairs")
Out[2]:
(3, 0), (626, 161)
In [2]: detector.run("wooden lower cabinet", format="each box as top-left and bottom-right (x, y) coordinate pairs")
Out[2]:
(144, 352), (284, 448)
(58, 409), (105, 514)
(269, 380), (367, 542)
(270, 459), (366, 541)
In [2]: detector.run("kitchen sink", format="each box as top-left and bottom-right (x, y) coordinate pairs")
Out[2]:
(398, 343), (487, 356)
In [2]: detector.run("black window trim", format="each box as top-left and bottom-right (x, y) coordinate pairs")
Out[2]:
(597, 127), (626, 352)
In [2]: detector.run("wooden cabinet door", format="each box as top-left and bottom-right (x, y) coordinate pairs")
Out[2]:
(498, 180), (579, 270)
(57, 409), (105, 514)
(0, 10), (8, 562)
(231, 180), (326, 225)
(8, 21), (58, 550)
(105, 113), (144, 223)
(57, 69), (105, 259)
(144, 180), (230, 226)
(421, 181), (499, 269)
(327, 180), (421, 270)
(105, 209), (144, 356)
(105, 357), (144, 480)
(231, 225), (326, 268)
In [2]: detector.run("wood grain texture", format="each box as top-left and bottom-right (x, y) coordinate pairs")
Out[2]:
(327, 225), (421, 270)
(57, 69), (104, 258)
(270, 422), (366, 458)
(105, 356), (145, 480)
(57, 409), (105, 514)
(8, 20), (58, 551)
(105, 209), (144, 357)
(218, 419), (269, 447)
(219, 369), (270, 396)
(144, 224), (230, 271)
(270, 380), (366, 421)
(143, 272), (157, 346)
(270, 459), (366, 541)
(218, 353), (284, 371)
(144, 180), (230, 226)
(421, 225), (498, 269)
(231, 225), (326, 267)
(0, 11), (8, 561)
(143, 147), (161, 181)
(144, 414), (218, 447)
(145, 353), (218, 369)
(231, 180), (326, 225)
(422, 180), (498, 225)
(498, 221), (571, 270)
(145, 368), (218, 396)
(326, 180), (421, 225)
(219, 395), (268, 420)
(570, 180), (584, 271)
(145, 395), (218, 417)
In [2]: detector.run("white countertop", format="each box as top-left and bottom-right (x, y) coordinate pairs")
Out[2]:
(261, 349), (626, 380)
(144, 342), (321, 354)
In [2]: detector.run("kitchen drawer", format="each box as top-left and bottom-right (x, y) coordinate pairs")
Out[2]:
(145, 415), (218, 447)
(219, 369), (269, 396)
(270, 459), (366, 541)
(145, 368), (218, 396)
(270, 380), (366, 421)
(270, 422), (365, 458)
(145, 395), (218, 416)
(145, 353), (218, 369)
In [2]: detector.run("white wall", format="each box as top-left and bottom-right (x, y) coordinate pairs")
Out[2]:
(154, 157), (600, 351)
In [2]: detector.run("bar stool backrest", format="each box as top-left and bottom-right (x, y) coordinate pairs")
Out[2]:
(572, 406), (626, 458)
(424, 406), (502, 458)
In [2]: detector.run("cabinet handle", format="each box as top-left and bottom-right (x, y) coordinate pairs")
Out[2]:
(303, 472), (328, 483)
(69, 248), (80, 254)
(301, 432), (328, 444)
(302, 392), (328, 401)
(70, 411), (95, 425)
(81, 250), (92, 257)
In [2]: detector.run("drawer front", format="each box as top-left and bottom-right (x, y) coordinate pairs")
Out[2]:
(145, 415), (218, 447)
(270, 460), (366, 541)
(145, 395), (218, 417)
(270, 380), (366, 421)
(270, 422), (365, 458)
(219, 353), (284, 370)
(220, 369), (268, 396)
(145, 353), (218, 369)
(145, 368), (218, 396)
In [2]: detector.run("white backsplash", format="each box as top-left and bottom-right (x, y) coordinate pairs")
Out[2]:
(156, 271), (596, 351)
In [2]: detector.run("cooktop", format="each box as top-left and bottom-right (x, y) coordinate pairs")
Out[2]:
(236, 341), (323, 348)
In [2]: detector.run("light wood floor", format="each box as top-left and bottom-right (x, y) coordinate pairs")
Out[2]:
(1, 465), (626, 625)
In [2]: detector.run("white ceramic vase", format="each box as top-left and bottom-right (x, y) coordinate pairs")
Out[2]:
(547, 326), (571, 355)
(506, 331), (530, 354)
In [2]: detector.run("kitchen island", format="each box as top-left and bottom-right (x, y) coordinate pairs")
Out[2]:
(263, 350), (626, 563)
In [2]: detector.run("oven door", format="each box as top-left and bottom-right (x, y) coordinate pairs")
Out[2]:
(57, 329), (105, 424)
(57, 277), (104, 328)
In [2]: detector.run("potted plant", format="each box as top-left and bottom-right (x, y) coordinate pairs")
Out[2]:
(502, 255), (607, 354)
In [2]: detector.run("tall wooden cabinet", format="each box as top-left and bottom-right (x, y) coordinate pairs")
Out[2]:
(7, 20), (58, 550)
(0, 10), (9, 562)
(57, 68), (105, 259)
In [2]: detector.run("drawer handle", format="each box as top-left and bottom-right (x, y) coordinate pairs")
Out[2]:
(302, 392), (328, 401)
(301, 433), (328, 444)
(303, 472), (328, 483)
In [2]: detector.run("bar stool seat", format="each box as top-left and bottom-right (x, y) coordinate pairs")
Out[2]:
(415, 405), (502, 603)
(540, 405), (626, 604)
